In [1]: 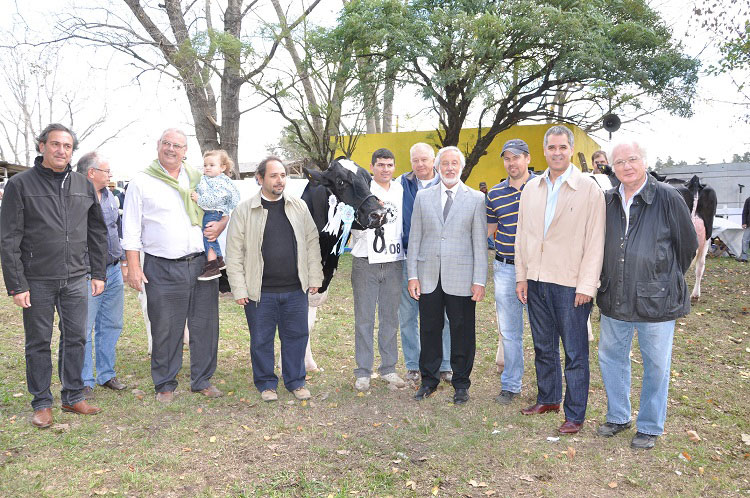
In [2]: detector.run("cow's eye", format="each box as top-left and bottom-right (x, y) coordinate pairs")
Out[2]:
(337, 179), (345, 186)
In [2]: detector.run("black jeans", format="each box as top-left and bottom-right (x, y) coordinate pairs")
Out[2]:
(143, 253), (219, 393)
(23, 275), (88, 410)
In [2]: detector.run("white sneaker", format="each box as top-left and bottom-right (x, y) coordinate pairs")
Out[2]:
(381, 373), (406, 389)
(354, 377), (370, 391)
(261, 389), (278, 402)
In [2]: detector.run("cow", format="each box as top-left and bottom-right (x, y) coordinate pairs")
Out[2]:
(662, 175), (717, 301)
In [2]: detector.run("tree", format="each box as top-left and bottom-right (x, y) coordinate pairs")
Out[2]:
(58, 0), (322, 175)
(257, 0), (367, 169)
(0, 42), (131, 166)
(337, 0), (700, 181)
(694, 0), (750, 116)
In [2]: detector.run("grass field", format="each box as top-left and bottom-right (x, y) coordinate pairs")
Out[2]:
(0, 254), (749, 497)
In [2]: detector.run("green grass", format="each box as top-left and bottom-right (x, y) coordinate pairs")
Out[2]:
(0, 255), (749, 496)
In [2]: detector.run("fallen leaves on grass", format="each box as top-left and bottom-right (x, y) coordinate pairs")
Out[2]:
(431, 485), (439, 495)
(686, 430), (701, 442)
(131, 389), (146, 400)
(741, 433), (750, 446)
(405, 481), (416, 490)
(336, 450), (350, 455)
(12, 392), (23, 398)
(608, 481), (618, 488)
(468, 479), (488, 487)
(678, 452), (692, 462)
(519, 475), (534, 482)
(209, 436), (216, 443)
(566, 447), (576, 460)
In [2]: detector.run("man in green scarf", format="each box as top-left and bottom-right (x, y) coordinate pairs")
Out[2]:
(122, 128), (227, 403)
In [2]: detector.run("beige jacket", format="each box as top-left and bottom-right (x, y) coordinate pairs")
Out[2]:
(515, 166), (605, 297)
(225, 191), (323, 302)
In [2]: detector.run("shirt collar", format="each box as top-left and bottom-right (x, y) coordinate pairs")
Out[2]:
(440, 181), (461, 196)
(618, 175), (648, 204)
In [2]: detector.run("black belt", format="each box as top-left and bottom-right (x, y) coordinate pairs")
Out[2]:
(149, 252), (204, 262)
(495, 255), (514, 265)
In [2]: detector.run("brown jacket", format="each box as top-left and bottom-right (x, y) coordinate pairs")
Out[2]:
(515, 166), (605, 297)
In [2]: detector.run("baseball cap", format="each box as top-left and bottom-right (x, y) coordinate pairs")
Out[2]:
(501, 139), (529, 156)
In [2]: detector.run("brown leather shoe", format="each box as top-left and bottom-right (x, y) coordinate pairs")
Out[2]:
(521, 403), (560, 415)
(155, 391), (174, 403)
(558, 420), (583, 434)
(31, 408), (53, 428)
(194, 385), (223, 398)
(102, 378), (127, 390)
(61, 400), (102, 415)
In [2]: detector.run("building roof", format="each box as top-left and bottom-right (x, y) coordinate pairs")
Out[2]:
(0, 161), (30, 177)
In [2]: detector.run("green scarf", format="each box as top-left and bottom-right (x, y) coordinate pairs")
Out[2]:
(145, 160), (204, 226)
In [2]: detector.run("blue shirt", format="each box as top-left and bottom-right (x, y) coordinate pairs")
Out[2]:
(543, 164), (574, 236)
(99, 188), (123, 264)
(486, 173), (535, 259)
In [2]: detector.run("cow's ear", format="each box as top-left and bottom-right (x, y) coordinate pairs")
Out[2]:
(304, 167), (332, 188)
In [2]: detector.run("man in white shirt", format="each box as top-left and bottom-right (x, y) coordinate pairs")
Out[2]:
(122, 128), (227, 403)
(351, 148), (407, 392)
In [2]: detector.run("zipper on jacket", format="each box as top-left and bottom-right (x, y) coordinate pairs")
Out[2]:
(61, 171), (70, 280)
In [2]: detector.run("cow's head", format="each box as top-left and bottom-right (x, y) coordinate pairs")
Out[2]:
(304, 157), (388, 229)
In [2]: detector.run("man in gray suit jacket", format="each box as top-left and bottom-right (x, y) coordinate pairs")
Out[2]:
(407, 146), (487, 404)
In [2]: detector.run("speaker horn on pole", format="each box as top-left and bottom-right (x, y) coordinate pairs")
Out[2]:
(602, 113), (621, 139)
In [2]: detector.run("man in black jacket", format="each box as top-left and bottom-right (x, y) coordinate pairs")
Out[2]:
(0, 123), (108, 428)
(595, 142), (697, 450)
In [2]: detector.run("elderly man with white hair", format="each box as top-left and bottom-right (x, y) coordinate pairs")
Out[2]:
(596, 142), (697, 449)
(407, 146), (487, 404)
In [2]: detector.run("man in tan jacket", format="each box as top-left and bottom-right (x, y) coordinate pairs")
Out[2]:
(515, 126), (605, 434)
(225, 156), (323, 403)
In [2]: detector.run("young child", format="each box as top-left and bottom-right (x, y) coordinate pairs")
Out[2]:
(191, 150), (240, 280)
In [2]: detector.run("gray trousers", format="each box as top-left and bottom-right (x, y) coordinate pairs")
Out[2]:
(143, 253), (219, 393)
(23, 275), (88, 410)
(352, 256), (403, 378)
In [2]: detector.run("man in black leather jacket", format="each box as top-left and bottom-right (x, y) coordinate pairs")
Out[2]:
(595, 142), (697, 450)
(0, 123), (108, 428)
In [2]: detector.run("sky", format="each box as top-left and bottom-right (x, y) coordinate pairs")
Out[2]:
(1, 0), (748, 181)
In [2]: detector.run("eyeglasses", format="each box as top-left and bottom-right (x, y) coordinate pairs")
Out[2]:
(93, 168), (112, 176)
(612, 156), (641, 167)
(161, 140), (186, 151)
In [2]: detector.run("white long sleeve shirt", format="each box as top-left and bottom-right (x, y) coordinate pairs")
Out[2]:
(122, 165), (204, 259)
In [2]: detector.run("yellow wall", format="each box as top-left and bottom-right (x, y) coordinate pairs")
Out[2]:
(343, 124), (601, 189)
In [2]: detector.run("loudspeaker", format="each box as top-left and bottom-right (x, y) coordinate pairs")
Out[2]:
(602, 113), (621, 133)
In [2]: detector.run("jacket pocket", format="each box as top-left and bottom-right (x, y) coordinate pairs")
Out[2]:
(635, 280), (668, 319)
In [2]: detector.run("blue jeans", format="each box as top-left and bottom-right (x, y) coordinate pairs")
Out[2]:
(399, 264), (451, 372)
(493, 260), (525, 393)
(202, 210), (223, 258)
(82, 263), (125, 387)
(244, 289), (308, 393)
(527, 280), (592, 423)
(598, 314), (675, 436)
(23, 275), (89, 410)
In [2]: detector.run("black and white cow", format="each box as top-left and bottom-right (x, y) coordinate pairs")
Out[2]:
(662, 175), (717, 301)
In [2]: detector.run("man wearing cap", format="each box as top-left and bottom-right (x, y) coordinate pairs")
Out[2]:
(487, 139), (535, 405)
(515, 125), (605, 434)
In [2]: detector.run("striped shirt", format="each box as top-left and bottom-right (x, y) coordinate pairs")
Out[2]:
(486, 173), (535, 259)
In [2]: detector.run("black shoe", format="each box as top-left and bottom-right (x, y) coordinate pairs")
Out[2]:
(413, 385), (437, 400)
(494, 390), (518, 405)
(82, 386), (95, 400)
(453, 388), (469, 405)
(597, 420), (632, 437)
(631, 432), (658, 449)
(102, 377), (127, 391)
